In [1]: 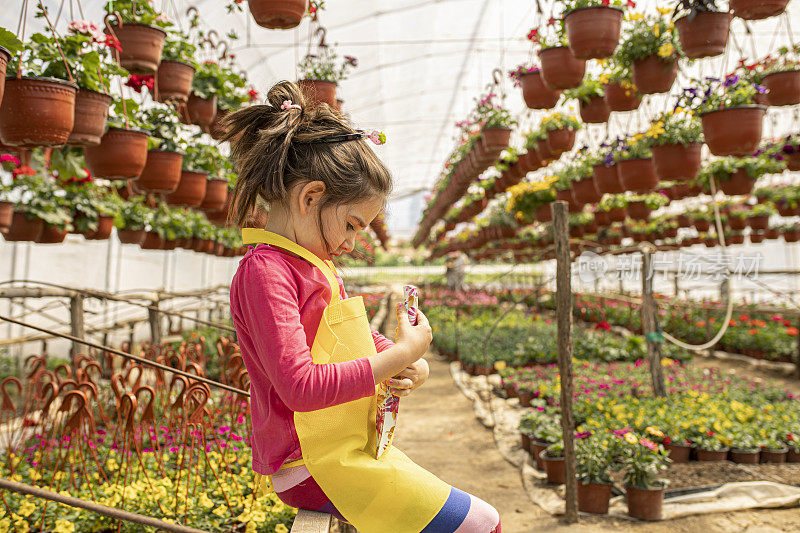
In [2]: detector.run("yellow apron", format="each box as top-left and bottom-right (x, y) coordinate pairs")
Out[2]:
(242, 229), (451, 533)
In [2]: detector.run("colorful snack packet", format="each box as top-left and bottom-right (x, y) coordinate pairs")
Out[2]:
(376, 285), (419, 459)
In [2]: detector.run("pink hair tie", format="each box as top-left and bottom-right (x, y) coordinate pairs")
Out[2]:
(281, 100), (301, 111)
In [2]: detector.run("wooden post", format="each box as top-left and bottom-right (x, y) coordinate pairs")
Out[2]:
(641, 250), (667, 397)
(148, 300), (162, 346)
(552, 200), (578, 524)
(673, 272), (680, 298)
(69, 294), (85, 358)
(128, 322), (135, 351)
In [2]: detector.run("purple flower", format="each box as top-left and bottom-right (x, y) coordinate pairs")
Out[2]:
(724, 74), (739, 87)
(756, 85), (768, 94)
(783, 144), (796, 154)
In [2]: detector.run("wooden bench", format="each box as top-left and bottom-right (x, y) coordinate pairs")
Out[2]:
(290, 510), (358, 532)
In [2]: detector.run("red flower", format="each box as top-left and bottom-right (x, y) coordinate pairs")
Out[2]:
(786, 327), (799, 336)
(739, 314), (750, 321)
(706, 430), (715, 436)
(547, 17), (557, 26)
(247, 88), (259, 102)
(662, 436), (672, 445)
(527, 28), (538, 41)
(601, 0), (610, 5)
(783, 319), (792, 327)
(788, 434), (795, 441)
(125, 74), (154, 93)
(104, 34), (122, 53)
(595, 321), (611, 331)
(12, 165), (36, 178)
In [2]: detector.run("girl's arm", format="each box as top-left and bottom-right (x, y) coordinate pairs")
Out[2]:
(371, 330), (394, 352)
(367, 304), (432, 385)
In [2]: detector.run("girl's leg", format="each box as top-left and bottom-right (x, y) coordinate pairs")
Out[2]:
(421, 487), (501, 533)
(273, 465), (349, 523)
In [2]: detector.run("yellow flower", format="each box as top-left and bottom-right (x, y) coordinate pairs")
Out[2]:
(494, 360), (507, 371)
(212, 505), (227, 517)
(199, 493), (214, 509)
(0, 518), (9, 533)
(624, 432), (638, 444)
(53, 520), (75, 533)
(627, 12), (644, 21)
(654, 24), (660, 37)
(276, 525), (289, 533)
(18, 501), (35, 519)
(658, 42), (675, 58)
(245, 522), (257, 533)
(657, 6), (672, 15)
(645, 426), (664, 438)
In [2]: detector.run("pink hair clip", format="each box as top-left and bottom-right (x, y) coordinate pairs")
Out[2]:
(366, 130), (387, 145)
(281, 100), (301, 111)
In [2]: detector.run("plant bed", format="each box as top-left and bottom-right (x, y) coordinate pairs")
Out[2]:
(564, 6), (623, 60)
(0, 77), (77, 147)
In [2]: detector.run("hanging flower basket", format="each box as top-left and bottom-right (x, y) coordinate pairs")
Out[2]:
(579, 96), (610, 123)
(748, 214), (770, 230)
(84, 127), (149, 180)
(729, 0), (789, 20)
(156, 61), (195, 102)
(675, 12), (731, 59)
(572, 178), (600, 204)
(84, 215), (115, 240)
(0, 46), (11, 106)
(618, 158), (658, 192)
(536, 139), (557, 164)
(165, 170), (208, 207)
(578, 482), (612, 515)
(140, 231), (164, 250)
(36, 225), (68, 244)
(626, 201), (650, 221)
(298, 79), (337, 108)
(651, 143), (702, 181)
(135, 150), (183, 193)
(608, 207), (627, 222)
(0, 201), (12, 234)
(67, 89), (112, 146)
(539, 47), (586, 90)
(248, 0), (308, 29)
(118, 228), (146, 245)
(632, 55), (678, 95)
(592, 163), (623, 194)
(187, 94), (218, 127)
(482, 127), (512, 152)
(519, 72), (561, 109)
(749, 232), (766, 244)
(564, 6), (623, 60)
(546, 128), (576, 155)
(108, 23), (166, 75)
(594, 211), (610, 226)
(719, 169), (756, 196)
(0, 77), (77, 147)
(700, 106), (765, 156)
(604, 82), (641, 112)
(626, 485), (664, 521)
(762, 71), (800, 106)
(525, 149), (543, 171)
(3, 212), (44, 242)
(535, 204), (553, 223)
(784, 229), (800, 242)
(199, 177), (229, 211)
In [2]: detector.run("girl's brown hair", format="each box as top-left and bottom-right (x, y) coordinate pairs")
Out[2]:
(223, 80), (392, 229)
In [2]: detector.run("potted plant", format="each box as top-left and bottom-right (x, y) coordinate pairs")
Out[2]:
(628, 192), (668, 220)
(746, 203), (775, 230)
(601, 64), (641, 112)
(209, 68), (251, 139)
(509, 64), (560, 109)
(529, 22), (585, 90)
(564, 77), (609, 123)
(529, 129), (557, 164)
(647, 108), (703, 181)
(700, 153), (785, 196)
(759, 433), (789, 463)
(104, 0), (170, 74)
(615, 134), (657, 192)
(200, 159), (234, 212)
(781, 223), (800, 243)
(242, 0), (312, 30)
(541, 112), (581, 157)
(616, 10), (680, 94)
(787, 431), (800, 463)
(597, 194), (628, 222)
(729, 429), (761, 463)
(693, 430), (729, 461)
(673, 1), (731, 59)
(778, 133), (800, 170)
(3, 172), (72, 242)
(592, 144), (624, 194)
(576, 433), (616, 514)
(618, 430), (670, 521)
(729, 0), (789, 20)
(134, 104), (185, 193)
(566, 155), (599, 204)
(113, 196), (151, 244)
(530, 417), (561, 471)
(540, 440), (566, 484)
(0, 29), (23, 106)
(680, 74), (767, 157)
(84, 99), (150, 181)
(60, 171), (119, 240)
(187, 60), (223, 126)
(751, 44), (800, 107)
(658, 427), (694, 463)
(155, 31), (196, 102)
(297, 46), (357, 108)
(166, 138), (219, 207)
(562, 0), (631, 60)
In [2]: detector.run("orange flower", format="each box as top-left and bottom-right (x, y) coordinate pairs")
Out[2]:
(696, 320), (706, 327)
(709, 317), (716, 324)
(728, 319), (737, 327)
(748, 329), (758, 335)
(739, 314), (750, 321)
(786, 327), (799, 336)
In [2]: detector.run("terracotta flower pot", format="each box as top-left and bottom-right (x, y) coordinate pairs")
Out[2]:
(762, 71), (800, 106)
(248, 0), (308, 29)
(572, 178), (600, 204)
(766, 228), (780, 239)
(165, 170), (208, 207)
(3, 212), (44, 242)
(519, 72), (561, 110)
(546, 128), (576, 156)
(676, 12), (731, 59)
(187, 93), (217, 126)
(298, 79), (337, 108)
(0, 201), (12, 233)
(156, 60), (194, 102)
(701, 106), (765, 156)
(579, 95), (610, 124)
(750, 232), (766, 243)
(719, 169), (755, 196)
(482, 127), (511, 152)
(526, 150), (543, 171)
(627, 201), (650, 221)
(788, 448), (800, 462)
(135, 150), (183, 193)
(536, 139), (557, 164)
(626, 485), (664, 521)
(730, 0), (789, 19)
(564, 6), (623, 60)
(694, 219), (711, 232)
(199, 177), (229, 211)
(761, 447), (788, 463)
(530, 441), (548, 470)
(67, 89), (112, 146)
(748, 215), (770, 230)
(141, 231), (164, 250)
(35, 225), (68, 244)
(651, 143), (702, 181)
(608, 207), (627, 222)
(727, 233), (745, 245)
(618, 158), (658, 192)
(520, 433), (531, 453)
(539, 451), (565, 484)
(163, 239), (179, 251)
(665, 442), (692, 463)
(592, 163), (623, 194)
(84, 127), (149, 181)
(786, 152), (800, 171)
(108, 23), (166, 74)
(118, 228), (146, 245)
(0, 46), (9, 106)
(632, 55), (678, 94)
(785, 230), (800, 243)
(604, 82), (641, 112)
(83, 215), (115, 240)
(728, 216), (747, 231)
(539, 47), (585, 90)
(535, 204), (553, 223)
(730, 449), (760, 463)
(578, 482), (612, 515)
(697, 448), (729, 461)
(0, 77), (77, 147)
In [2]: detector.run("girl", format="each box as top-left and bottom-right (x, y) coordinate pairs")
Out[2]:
(227, 81), (501, 533)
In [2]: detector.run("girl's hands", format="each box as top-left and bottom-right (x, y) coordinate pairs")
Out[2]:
(388, 358), (430, 397)
(394, 303), (432, 365)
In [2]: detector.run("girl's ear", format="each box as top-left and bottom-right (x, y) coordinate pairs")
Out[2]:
(297, 181), (327, 215)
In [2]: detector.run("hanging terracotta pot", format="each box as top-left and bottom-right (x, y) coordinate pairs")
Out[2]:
(765, 228), (780, 239)
(519, 72), (561, 109)
(3, 212), (44, 242)
(748, 214), (770, 230)
(539, 451), (565, 484)
(572, 178), (600, 204)
(539, 47), (586, 90)
(199, 177), (229, 211)
(762, 71), (800, 106)
(536, 139), (557, 164)
(248, 0), (308, 29)
(632, 55), (678, 94)
(784, 229), (800, 242)
(604, 82), (641, 112)
(651, 143), (702, 181)
(546, 128), (576, 156)
(135, 150), (183, 193)
(166, 170), (208, 207)
(84, 128), (149, 180)
(187, 93), (217, 127)
(0, 77), (77, 147)
(626, 485), (664, 521)
(579, 95), (610, 124)
(0, 201), (12, 233)
(719, 169), (755, 196)
(525, 149), (543, 172)
(482, 127), (512, 152)
(594, 210), (610, 226)
(535, 204), (553, 223)
(675, 12), (731, 59)
(786, 152), (800, 171)
(108, 23), (166, 74)
(750, 232), (766, 243)
(730, 0), (789, 19)
(67, 89), (112, 146)
(694, 219), (711, 232)
(85, 215), (115, 240)
(608, 207), (627, 222)
(700, 106), (765, 156)
(0, 46), (9, 106)
(592, 163), (623, 194)
(298, 80), (337, 108)
(627, 201), (650, 221)
(141, 231), (165, 250)
(578, 482), (612, 515)
(118, 228), (146, 245)
(564, 6), (623, 59)
(36, 225), (68, 244)
(618, 158), (658, 192)
(156, 61), (194, 102)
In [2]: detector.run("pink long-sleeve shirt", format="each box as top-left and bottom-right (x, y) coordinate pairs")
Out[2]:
(230, 243), (393, 475)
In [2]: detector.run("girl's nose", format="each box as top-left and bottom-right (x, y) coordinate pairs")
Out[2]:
(341, 236), (355, 253)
